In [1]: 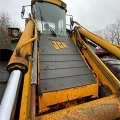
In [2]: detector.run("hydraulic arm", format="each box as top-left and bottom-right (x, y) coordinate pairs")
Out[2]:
(0, 18), (36, 120)
(78, 25), (120, 59)
(1, 0), (120, 120)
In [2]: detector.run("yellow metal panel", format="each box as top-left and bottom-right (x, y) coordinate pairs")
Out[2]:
(19, 61), (32, 120)
(18, 19), (35, 120)
(36, 95), (120, 120)
(39, 82), (98, 113)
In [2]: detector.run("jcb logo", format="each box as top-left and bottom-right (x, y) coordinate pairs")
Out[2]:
(50, 40), (68, 50)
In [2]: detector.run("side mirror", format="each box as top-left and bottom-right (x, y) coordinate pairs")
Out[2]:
(21, 5), (31, 19)
(21, 6), (25, 19)
(66, 14), (73, 30)
(70, 17), (74, 26)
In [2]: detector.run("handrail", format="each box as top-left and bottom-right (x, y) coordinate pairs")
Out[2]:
(16, 25), (37, 55)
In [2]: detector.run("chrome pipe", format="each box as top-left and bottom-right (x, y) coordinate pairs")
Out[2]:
(0, 70), (22, 120)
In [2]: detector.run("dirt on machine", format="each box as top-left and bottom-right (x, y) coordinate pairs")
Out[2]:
(0, 0), (120, 120)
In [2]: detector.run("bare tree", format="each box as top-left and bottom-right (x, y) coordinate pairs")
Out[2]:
(0, 12), (18, 48)
(95, 19), (120, 45)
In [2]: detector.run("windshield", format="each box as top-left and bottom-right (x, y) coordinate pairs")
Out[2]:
(35, 2), (66, 36)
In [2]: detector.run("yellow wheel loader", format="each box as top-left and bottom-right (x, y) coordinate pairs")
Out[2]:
(0, 0), (120, 120)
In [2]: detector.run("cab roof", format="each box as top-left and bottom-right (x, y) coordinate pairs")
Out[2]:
(31, 0), (67, 12)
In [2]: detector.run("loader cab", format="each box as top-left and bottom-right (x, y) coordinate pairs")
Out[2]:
(31, 0), (67, 37)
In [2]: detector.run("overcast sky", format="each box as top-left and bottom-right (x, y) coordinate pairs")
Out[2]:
(0, 0), (120, 31)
